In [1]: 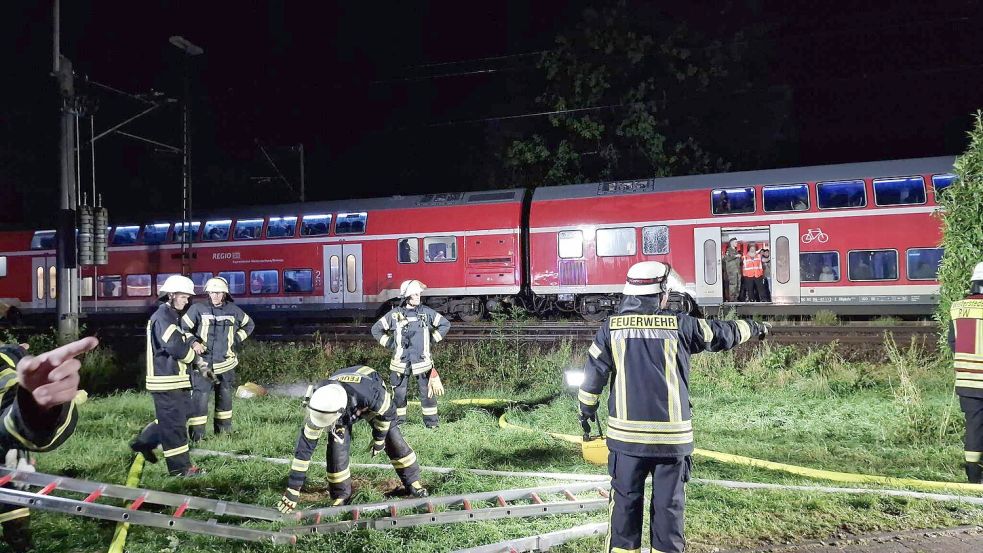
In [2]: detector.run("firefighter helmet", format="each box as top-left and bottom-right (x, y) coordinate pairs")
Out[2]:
(399, 279), (426, 298)
(623, 261), (671, 296)
(307, 384), (347, 428)
(971, 261), (983, 294)
(204, 277), (230, 294)
(158, 275), (196, 297)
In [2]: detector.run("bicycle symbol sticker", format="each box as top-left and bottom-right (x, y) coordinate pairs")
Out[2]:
(801, 228), (829, 244)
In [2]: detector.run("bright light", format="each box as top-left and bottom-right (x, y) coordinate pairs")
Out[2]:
(564, 370), (585, 388)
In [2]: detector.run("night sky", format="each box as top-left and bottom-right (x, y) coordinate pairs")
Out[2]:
(2, 0), (982, 228)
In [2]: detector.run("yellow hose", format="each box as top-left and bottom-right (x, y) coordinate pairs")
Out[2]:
(107, 453), (146, 553)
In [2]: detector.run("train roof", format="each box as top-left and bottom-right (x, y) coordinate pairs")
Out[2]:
(532, 156), (957, 201)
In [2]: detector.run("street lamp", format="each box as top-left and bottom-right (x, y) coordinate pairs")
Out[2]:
(169, 36), (203, 275)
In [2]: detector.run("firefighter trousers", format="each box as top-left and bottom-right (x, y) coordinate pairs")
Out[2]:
(391, 371), (438, 427)
(960, 396), (983, 483)
(606, 451), (691, 553)
(188, 369), (235, 442)
(133, 390), (192, 475)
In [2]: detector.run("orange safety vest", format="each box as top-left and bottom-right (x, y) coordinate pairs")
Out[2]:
(742, 254), (764, 278)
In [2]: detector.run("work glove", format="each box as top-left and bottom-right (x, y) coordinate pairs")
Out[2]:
(578, 410), (597, 441)
(427, 370), (445, 398)
(195, 359), (218, 384)
(370, 441), (385, 458)
(753, 321), (771, 341)
(276, 489), (300, 514)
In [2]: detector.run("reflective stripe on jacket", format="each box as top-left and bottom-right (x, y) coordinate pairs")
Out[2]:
(181, 302), (255, 374)
(951, 296), (983, 398)
(147, 304), (196, 391)
(371, 306), (451, 375)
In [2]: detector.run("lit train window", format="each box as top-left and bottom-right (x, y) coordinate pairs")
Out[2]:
(234, 219), (264, 240)
(906, 248), (943, 280)
(218, 272), (246, 295)
(642, 226), (669, 255)
(932, 174), (956, 198)
(191, 272), (212, 295)
(301, 214), (331, 236)
(775, 237), (790, 284)
(346, 256), (357, 292)
(203, 220), (232, 241)
(172, 222), (200, 243)
(762, 184), (809, 212)
(36, 267), (43, 299)
(817, 180), (865, 209)
(267, 216), (297, 238)
(49, 266), (56, 299)
(558, 231), (583, 259)
(424, 237), (457, 262)
(847, 250), (898, 281)
(126, 274), (152, 297)
(0, 256), (6, 277)
(596, 228), (636, 257)
(703, 240), (717, 285)
(711, 188), (754, 215)
(336, 212), (367, 235)
(112, 226), (140, 246)
(398, 238), (419, 263)
(144, 223), (170, 245)
(250, 270), (279, 294)
(80, 277), (93, 297)
(156, 273), (179, 295)
(329, 256), (341, 293)
(800, 252), (840, 282)
(873, 176), (925, 206)
(30, 231), (56, 250)
(284, 269), (314, 293)
(98, 275), (122, 298)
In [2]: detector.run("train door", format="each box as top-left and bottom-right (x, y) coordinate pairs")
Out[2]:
(768, 223), (800, 304)
(693, 227), (723, 306)
(31, 256), (56, 311)
(322, 244), (363, 308)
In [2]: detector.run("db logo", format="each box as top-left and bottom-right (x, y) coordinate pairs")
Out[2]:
(800, 228), (829, 244)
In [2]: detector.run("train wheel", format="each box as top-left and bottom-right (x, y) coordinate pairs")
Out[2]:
(578, 296), (611, 322)
(457, 298), (485, 323)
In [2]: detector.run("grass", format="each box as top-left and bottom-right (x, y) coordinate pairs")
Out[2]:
(21, 335), (983, 552)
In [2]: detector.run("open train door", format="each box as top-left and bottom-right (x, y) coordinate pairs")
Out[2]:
(768, 223), (800, 304)
(693, 227), (723, 306)
(322, 244), (363, 309)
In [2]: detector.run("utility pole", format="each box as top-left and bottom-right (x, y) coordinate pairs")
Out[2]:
(54, 0), (79, 343)
(169, 36), (203, 276)
(298, 143), (305, 202)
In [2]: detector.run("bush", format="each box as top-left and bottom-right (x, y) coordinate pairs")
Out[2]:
(812, 310), (839, 326)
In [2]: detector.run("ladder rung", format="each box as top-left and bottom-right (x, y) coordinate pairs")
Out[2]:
(314, 513), (323, 524)
(529, 493), (543, 505)
(596, 487), (609, 498)
(496, 496), (506, 507)
(0, 472), (17, 487)
(38, 481), (59, 495)
(426, 501), (434, 513)
(83, 487), (105, 503)
(389, 505), (398, 518)
(173, 500), (190, 518)
(563, 490), (576, 501)
(462, 499), (472, 511)
(129, 493), (148, 511)
(352, 509), (360, 521)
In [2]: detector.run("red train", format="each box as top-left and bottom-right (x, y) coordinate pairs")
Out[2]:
(0, 155), (956, 322)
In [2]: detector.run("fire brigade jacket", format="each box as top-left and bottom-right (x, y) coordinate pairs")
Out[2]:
(578, 296), (763, 457)
(0, 345), (78, 452)
(146, 303), (198, 391)
(950, 295), (983, 399)
(181, 301), (255, 374)
(371, 306), (450, 375)
(306, 366), (394, 446)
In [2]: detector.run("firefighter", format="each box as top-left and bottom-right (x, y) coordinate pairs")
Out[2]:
(130, 275), (208, 477)
(371, 280), (450, 427)
(578, 261), (769, 553)
(0, 337), (98, 552)
(275, 365), (428, 513)
(950, 261), (983, 483)
(181, 276), (255, 442)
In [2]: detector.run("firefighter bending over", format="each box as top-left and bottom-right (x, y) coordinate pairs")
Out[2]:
(371, 280), (450, 427)
(950, 261), (983, 483)
(578, 261), (768, 553)
(181, 277), (254, 441)
(276, 365), (428, 513)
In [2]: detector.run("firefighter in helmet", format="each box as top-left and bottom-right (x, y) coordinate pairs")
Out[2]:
(578, 261), (769, 553)
(949, 261), (983, 483)
(180, 276), (255, 442)
(130, 275), (208, 477)
(276, 365), (428, 513)
(371, 280), (450, 427)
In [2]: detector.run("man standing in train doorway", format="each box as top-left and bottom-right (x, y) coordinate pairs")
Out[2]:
(740, 243), (767, 302)
(371, 280), (451, 428)
(950, 261), (983, 483)
(721, 238), (742, 302)
(180, 277), (255, 442)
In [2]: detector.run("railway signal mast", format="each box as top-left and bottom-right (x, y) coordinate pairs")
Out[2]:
(169, 36), (204, 276)
(53, 0), (79, 342)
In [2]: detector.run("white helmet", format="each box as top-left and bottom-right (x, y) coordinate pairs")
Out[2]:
(623, 261), (671, 296)
(204, 277), (230, 294)
(158, 275), (196, 297)
(307, 384), (347, 428)
(399, 279), (426, 298)
(971, 261), (983, 294)
(972, 262), (983, 283)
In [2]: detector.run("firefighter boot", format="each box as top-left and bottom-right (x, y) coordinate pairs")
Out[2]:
(129, 439), (158, 464)
(408, 481), (429, 498)
(966, 462), (983, 484)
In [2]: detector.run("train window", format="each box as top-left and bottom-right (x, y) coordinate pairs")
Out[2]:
(36, 268), (43, 299)
(126, 274), (152, 297)
(267, 216), (297, 238)
(143, 223), (170, 245)
(111, 226), (140, 246)
(873, 176), (926, 206)
(155, 273), (179, 295)
(932, 174), (956, 198)
(597, 228), (636, 257)
(329, 256), (341, 293)
(284, 269), (314, 293)
(0, 256), (5, 278)
(191, 272), (212, 295)
(49, 266), (56, 299)
(336, 212), (367, 235)
(558, 231), (584, 259)
(703, 240), (717, 285)
(98, 275), (122, 298)
(775, 237), (790, 284)
(848, 250), (898, 281)
(249, 270), (279, 294)
(80, 276), (93, 297)
(800, 252), (840, 282)
(202, 220), (231, 241)
(711, 188), (754, 215)
(642, 226), (669, 255)
(424, 236), (457, 262)
(218, 271), (246, 295)
(301, 214), (331, 236)
(817, 180), (866, 209)
(31, 231), (56, 250)
(906, 248), (943, 280)
(234, 219), (264, 240)
(172, 221), (201, 243)
(763, 184), (809, 212)
(346, 255), (357, 292)
(398, 238), (419, 263)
